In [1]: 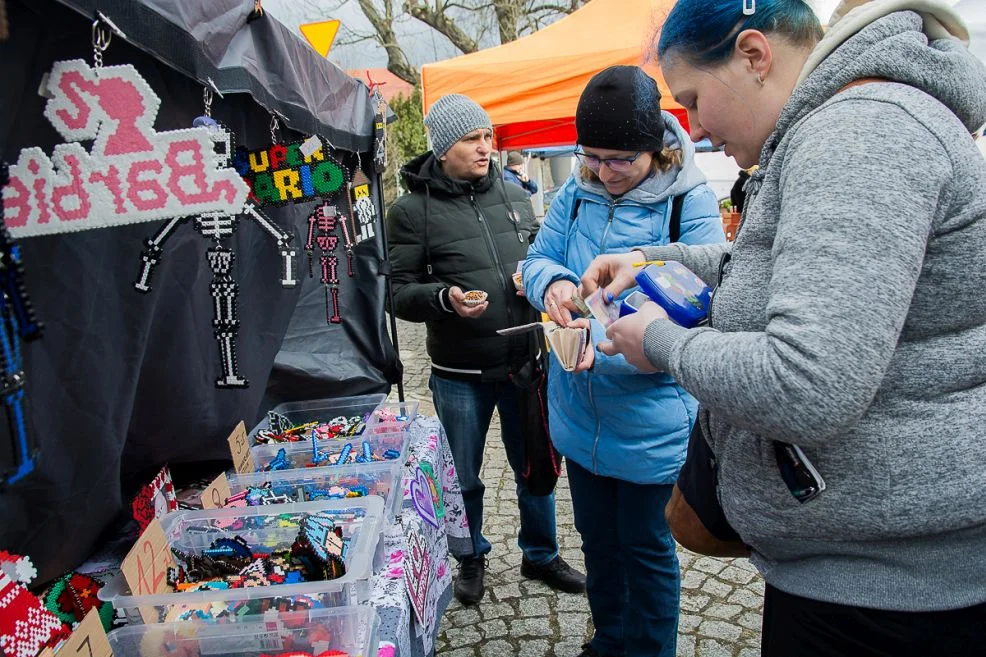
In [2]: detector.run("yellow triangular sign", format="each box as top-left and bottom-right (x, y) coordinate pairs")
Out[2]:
(300, 19), (341, 58)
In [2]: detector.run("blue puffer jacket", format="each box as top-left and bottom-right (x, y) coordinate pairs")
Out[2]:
(523, 113), (725, 484)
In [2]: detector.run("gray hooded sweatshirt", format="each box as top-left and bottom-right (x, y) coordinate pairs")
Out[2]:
(639, 6), (986, 610)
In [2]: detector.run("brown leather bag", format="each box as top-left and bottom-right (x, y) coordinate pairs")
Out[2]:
(665, 419), (749, 557)
(665, 484), (750, 557)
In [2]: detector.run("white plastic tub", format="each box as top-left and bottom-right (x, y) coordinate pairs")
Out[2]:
(99, 497), (384, 624)
(106, 606), (380, 656)
(226, 460), (403, 523)
(250, 430), (409, 473)
(249, 394), (387, 445)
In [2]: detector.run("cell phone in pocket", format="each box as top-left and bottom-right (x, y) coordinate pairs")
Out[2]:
(773, 441), (826, 503)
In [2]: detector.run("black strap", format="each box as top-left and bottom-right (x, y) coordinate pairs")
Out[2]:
(568, 194), (682, 246)
(670, 193), (684, 243)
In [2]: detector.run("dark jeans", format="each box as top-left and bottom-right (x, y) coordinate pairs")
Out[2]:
(429, 373), (558, 565)
(762, 584), (986, 657)
(567, 459), (679, 657)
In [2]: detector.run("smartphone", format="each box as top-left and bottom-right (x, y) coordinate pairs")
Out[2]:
(618, 290), (651, 317)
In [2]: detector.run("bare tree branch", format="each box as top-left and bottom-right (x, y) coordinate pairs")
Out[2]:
(357, 0), (420, 84)
(404, 0), (480, 54)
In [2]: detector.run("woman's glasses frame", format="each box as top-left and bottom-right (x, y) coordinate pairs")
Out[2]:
(574, 149), (642, 173)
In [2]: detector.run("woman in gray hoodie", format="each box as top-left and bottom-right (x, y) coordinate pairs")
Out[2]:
(582, 0), (986, 654)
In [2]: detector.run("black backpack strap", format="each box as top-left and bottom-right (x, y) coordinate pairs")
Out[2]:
(670, 193), (684, 243)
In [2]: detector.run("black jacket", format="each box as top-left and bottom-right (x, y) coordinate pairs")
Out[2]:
(386, 152), (538, 378)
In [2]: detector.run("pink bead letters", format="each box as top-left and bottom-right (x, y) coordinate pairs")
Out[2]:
(2, 59), (248, 238)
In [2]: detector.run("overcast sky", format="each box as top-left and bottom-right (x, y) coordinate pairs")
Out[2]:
(264, 0), (486, 71)
(263, 0), (977, 73)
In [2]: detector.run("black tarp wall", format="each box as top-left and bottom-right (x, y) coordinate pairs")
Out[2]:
(0, 0), (400, 582)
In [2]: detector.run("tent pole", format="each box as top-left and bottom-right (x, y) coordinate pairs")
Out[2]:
(374, 165), (405, 403)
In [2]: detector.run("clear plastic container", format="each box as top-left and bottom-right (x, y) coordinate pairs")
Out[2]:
(226, 461), (404, 523)
(250, 430), (409, 473)
(249, 393), (388, 445)
(365, 400), (420, 435)
(106, 606), (380, 657)
(98, 497), (384, 624)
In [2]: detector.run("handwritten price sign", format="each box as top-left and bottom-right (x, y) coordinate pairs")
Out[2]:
(55, 609), (111, 657)
(121, 518), (176, 623)
(227, 421), (253, 474)
(201, 472), (231, 509)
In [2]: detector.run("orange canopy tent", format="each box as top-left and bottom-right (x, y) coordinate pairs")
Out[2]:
(420, 0), (687, 151)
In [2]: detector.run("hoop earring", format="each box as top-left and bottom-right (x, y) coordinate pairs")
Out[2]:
(757, 72), (765, 86)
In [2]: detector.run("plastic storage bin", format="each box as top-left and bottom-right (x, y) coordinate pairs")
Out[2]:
(106, 606), (380, 657)
(250, 430), (409, 473)
(365, 400), (419, 435)
(226, 461), (404, 523)
(249, 394), (387, 445)
(99, 497), (384, 624)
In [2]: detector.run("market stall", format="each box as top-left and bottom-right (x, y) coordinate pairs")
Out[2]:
(0, 0), (399, 603)
(419, 0), (686, 150)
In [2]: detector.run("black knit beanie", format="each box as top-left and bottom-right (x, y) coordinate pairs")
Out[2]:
(575, 66), (664, 151)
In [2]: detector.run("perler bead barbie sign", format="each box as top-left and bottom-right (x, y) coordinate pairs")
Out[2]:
(2, 59), (249, 238)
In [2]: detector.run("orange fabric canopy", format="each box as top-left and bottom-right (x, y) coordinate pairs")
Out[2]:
(420, 0), (687, 150)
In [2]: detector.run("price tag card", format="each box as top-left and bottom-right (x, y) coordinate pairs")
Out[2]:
(227, 421), (252, 474)
(201, 472), (232, 509)
(56, 609), (112, 657)
(120, 518), (176, 623)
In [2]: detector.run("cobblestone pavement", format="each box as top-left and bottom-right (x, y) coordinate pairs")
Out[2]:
(388, 317), (765, 657)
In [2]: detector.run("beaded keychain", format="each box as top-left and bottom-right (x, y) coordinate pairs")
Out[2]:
(0, 162), (43, 489)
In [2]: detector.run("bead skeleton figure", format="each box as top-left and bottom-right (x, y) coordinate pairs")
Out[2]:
(133, 117), (297, 388)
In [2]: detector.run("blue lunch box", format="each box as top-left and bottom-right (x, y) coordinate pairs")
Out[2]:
(634, 261), (712, 328)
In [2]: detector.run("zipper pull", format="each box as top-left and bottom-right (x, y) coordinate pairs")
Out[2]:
(510, 210), (523, 242)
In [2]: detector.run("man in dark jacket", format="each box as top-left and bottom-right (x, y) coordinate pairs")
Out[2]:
(387, 94), (585, 605)
(503, 151), (539, 196)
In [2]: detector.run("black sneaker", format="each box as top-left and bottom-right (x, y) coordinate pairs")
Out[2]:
(576, 642), (616, 657)
(453, 555), (486, 605)
(520, 555), (586, 593)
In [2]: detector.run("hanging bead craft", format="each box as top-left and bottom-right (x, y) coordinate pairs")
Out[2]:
(231, 136), (348, 207)
(132, 112), (299, 388)
(4, 62), (250, 238)
(365, 72), (388, 175)
(304, 203), (355, 325)
(348, 170), (377, 246)
(0, 162), (43, 489)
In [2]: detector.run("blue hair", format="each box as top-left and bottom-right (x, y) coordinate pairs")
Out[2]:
(656, 0), (822, 67)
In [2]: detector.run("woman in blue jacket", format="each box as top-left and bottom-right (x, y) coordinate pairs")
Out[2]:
(522, 66), (724, 657)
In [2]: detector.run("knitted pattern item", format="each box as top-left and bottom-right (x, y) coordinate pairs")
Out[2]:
(424, 94), (492, 157)
(0, 554), (71, 657)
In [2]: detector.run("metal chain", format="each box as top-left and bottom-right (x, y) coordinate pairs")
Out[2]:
(203, 87), (213, 117)
(270, 114), (280, 144)
(91, 20), (112, 69)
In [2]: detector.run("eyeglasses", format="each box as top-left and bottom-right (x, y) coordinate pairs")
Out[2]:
(773, 441), (826, 503)
(574, 149), (642, 173)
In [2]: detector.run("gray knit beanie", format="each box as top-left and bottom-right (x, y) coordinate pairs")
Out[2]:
(424, 94), (493, 157)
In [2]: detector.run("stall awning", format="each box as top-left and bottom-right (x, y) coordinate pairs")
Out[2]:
(420, 0), (687, 150)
